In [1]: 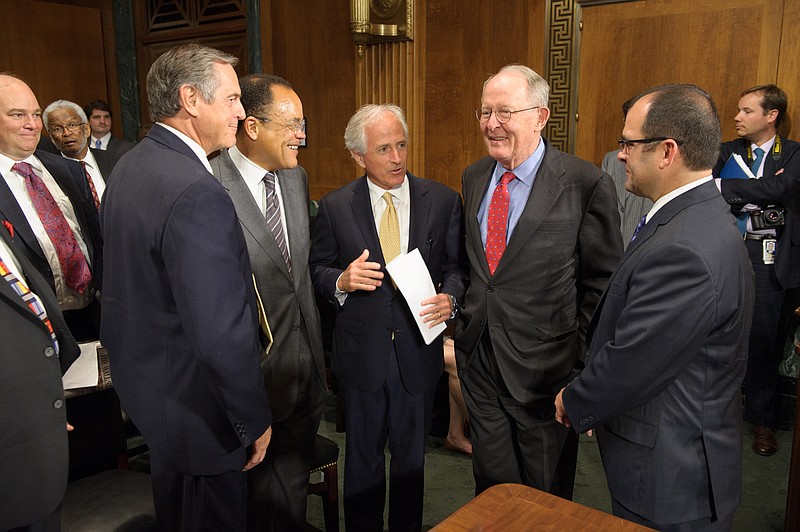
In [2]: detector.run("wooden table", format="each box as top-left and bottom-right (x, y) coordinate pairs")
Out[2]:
(432, 483), (654, 531)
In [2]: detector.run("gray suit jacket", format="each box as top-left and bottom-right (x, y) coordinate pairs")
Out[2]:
(601, 150), (653, 248)
(563, 181), (755, 525)
(456, 140), (622, 404)
(211, 150), (326, 422)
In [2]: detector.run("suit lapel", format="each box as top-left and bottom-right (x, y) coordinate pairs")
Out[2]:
(216, 151), (292, 282)
(350, 177), (383, 263)
(465, 160), (494, 278)
(0, 171), (47, 264)
(407, 174), (431, 253)
(279, 168), (309, 288)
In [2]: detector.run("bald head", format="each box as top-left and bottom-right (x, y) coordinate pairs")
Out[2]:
(0, 74), (43, 160)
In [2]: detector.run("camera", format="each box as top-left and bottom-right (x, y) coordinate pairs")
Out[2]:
(750, 206), (785, 230)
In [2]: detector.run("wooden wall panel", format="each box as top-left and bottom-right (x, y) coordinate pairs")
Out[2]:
(1, 0), (107, 118)
(424, 0), (546, 192)
(777, 0), (800, 138)
(268, 0), (356, 200)
(575, 0), (782, 167)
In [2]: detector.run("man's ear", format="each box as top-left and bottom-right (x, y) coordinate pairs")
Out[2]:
(351, 150), (367, 170)
(179, 84), (200, 117)
(243, 116), (259, 141)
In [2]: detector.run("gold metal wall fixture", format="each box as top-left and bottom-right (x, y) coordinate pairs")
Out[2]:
(350, 0), (414, 56)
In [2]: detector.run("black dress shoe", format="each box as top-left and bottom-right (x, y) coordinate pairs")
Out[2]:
(753, 426), (778, 456)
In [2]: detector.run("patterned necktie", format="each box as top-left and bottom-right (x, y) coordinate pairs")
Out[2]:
(80, 161), (101, 209)
(13, 161), (92, 294)
(0, 256), (58, 352)
(95, 139), (102, 149)
(379, 191), (401, 264)
(630, 215), (647, 243)
(736, 147), (765, 236)
(263, 172), (292, 276)
(485, 172), (516, 275)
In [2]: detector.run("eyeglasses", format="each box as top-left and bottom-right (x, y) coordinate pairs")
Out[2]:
(617, 137), (682, 154)
(49, 122), (86, 135)
(475, 106), (540, 124)
(250, 115), (306, 134)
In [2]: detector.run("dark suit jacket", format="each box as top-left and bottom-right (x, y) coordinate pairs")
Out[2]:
(0, 222), (79, 530)
(105, 135), (136, 162)
(456, 140), (622, 403)
(713, 137), (800, 289)
(0, 150), (102, 293)
(309, 173), (468, 394)
(211, 150), (326, 422)
(100, 125), (271, 476)
(563, 181), (755, 525)
(90, 147), (119, 183)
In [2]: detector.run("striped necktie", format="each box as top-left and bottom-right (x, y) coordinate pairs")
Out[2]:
(80, 161), (101, 209)
(263, 172), (292, 277)
(0, 256), (58, 352)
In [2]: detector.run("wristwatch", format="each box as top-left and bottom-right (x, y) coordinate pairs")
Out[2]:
(447, 294), (459, 320)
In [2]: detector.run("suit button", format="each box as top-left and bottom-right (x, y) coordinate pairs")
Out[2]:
(53, 399), (64, 409)
(479, 320), (485, 327)
(44, 346), (56, 357)
(45, 268), (53, 277)
(487, 284), (494, 292)
(293, 324), (299, 331)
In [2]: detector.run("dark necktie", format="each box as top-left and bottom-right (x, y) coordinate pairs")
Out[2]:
(80, 161), (101, 209)
(13, 161), (92, 294)
(485, 171), (515, 275)
(263, 172), (292, 277)
(0, 256), (58, 352)
(630, 215), (647, 243)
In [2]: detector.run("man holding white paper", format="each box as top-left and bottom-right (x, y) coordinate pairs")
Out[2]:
(310, 104), (467, 532)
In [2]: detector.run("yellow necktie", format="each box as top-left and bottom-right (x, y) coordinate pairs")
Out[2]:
(379, 191), (401, 264)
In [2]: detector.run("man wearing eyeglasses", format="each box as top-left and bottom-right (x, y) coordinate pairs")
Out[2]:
(43, 100), (117, 203)
(711, 84), (800, 458)
(456, 64), (622, 500)
(210, 73), (326, 532)
(556, 84), (754, 530)
(0, 76), (102, 342)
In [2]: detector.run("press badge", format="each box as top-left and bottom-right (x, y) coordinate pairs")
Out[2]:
(763, 238), (777, 265)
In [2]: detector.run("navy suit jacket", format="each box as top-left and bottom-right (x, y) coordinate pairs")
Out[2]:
(563, 181), (755, 525)
(0, 222), (78, 529)
(713, 137), (800, 289)
(309, 173), (467, 394)
(100, 125), (271, 475)
(457, 141), (622, 404)
(0, 150), (102, 293)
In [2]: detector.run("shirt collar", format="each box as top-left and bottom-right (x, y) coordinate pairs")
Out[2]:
(366, 174), (409, 208)
(155, 123), (212, 173)
(228, 145), (274, 188)
(646, 176), (712, 223)
(0, 152), (43, 177)
(492, 138), (546, 187)
(752, 135), (776, 154)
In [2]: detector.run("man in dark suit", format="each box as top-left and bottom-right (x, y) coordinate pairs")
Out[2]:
(0, 219), (79, 531)
(310, 104), (467, 531)
(210, 73), (326, 532)
(43, 99), (116, 204)
(711, 84), (800, 456)
(557, 84), (755, 530)
(0, 74), (102, 342)
(100, 44), (272, 531)
(456, 64), (621, 500)
(84, 99), (135, 158)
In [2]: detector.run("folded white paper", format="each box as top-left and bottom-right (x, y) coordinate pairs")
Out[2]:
(62, 341), (100, 390)
(385, 248), (446, 345)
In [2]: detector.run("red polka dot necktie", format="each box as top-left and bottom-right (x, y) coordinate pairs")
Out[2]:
(485, 171), (515, 275)
(12, 161), (92, 294)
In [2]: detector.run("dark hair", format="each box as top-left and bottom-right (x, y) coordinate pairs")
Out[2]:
(741, 84), (787, 128)
(630, 84), (721, 171)
(237, 74), (293, 131)
(84, 99), (111, 118)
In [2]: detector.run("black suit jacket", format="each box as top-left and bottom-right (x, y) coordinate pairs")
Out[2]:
(0, 222), (79, 529)
(0, 150), (102, 293)
(105, 135), (136, 162)
(456, 140), (622, 403)
(310, 173), (468, 394)
(563, 181), (755, 525)
(100, 125), (271, 475)
(89, 147), (118, 183)
(713, 137), (800, 289)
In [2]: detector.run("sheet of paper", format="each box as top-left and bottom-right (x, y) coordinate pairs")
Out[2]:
(62, 341), (100, 390)
(385, 248), (446, 345)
